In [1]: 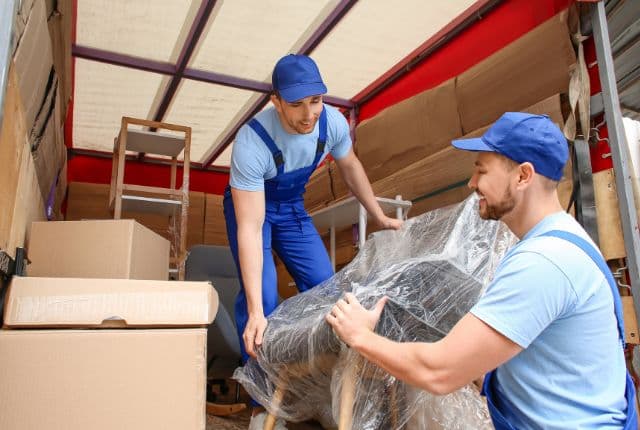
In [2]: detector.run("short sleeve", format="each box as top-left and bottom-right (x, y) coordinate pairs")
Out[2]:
(470, 251), (578, 348)
(229, 125), (272, 191)
(327, 107), (352, 160)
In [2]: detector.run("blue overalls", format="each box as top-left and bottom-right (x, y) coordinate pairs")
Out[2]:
(482, 230), (638, 429)
(223, 107), (334, 363)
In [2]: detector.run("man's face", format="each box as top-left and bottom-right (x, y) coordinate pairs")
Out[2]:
(272, 94), (323, 134)
(468, 152), (518, 221)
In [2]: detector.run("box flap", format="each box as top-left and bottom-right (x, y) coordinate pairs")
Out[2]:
(4, 277), (218, 328)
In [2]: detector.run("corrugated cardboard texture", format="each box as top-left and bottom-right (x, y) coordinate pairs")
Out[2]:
(304, 163), (333, 213)
(4, 277), (217, 327)
(356, 78), (462, 184)
(27, 220), (170, 280)
(0, 67), (27, 254)
(47, 0), (73, 122)
(12, 0), (54, 135)
(66, 182), (206, 249)
(328, 160), (349, 202)
(0, 329), (207, 430)
(204, 193), (228, 246)
(6, 131), (47, 258)
(456, 11), (575, 134)
(594, 169), (626, 260)
(31, 75), (66, 203)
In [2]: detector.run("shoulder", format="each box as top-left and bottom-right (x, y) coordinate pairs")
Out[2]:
(324, 104), (348, 128)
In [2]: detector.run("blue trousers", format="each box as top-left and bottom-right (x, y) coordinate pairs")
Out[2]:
(223, 197), (334, 362)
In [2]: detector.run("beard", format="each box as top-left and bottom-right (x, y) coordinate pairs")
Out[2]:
(478, 187), (515, 221)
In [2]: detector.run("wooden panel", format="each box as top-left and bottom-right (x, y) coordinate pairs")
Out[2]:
(203, 194), (228, 246)
(0, 68), (27, 253)
(593, 169), (626, 260)
(456, 11), (575, 133)
(623, 296), (640, 345)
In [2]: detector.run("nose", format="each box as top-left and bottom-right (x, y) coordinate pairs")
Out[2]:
(303, 105), (315, 121)
(468, 173), (478, 190)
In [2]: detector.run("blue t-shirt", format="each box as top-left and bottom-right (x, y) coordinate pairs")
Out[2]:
(229, 104), (352, 191)
(471, 212), (627, 429)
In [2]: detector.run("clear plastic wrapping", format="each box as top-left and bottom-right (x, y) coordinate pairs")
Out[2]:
(234, 195), (516, 428)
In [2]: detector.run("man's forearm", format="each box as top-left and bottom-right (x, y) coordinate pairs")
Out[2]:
(237, 224), (264, 315)
(339, 159), (385, 221)
(352, 331), (457, 395)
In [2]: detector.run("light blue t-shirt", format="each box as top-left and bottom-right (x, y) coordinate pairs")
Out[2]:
(229, 104), (352, 191)
(471, 212), (627, 429)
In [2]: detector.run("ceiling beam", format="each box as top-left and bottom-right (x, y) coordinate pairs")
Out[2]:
(151, 0), (218, 125)
(201, 0), (358, 167)
(70, 46), (354, 106)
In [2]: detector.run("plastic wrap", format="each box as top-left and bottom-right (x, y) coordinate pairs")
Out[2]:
(234, 194), (516, 428)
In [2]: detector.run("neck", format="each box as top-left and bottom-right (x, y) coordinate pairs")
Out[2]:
(501, 190), (564, 239)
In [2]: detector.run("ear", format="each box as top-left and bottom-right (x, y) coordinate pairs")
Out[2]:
(516, 162), (535, 189)
(270, 94), (282, 112)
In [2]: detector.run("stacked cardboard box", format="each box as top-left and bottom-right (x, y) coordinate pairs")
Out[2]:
(0, 220), (218, 429)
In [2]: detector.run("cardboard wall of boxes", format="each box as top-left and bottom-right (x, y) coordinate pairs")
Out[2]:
(298, 10), (587, 291)
(0, 219), (218, 430)
(0, 0), (72, 268)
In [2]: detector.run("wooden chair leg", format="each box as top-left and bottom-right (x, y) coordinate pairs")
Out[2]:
(206, 402), (246, 416)
(263, 383), (286, 430)
(339, 360), (357, 430)
(390, 382), (398, 429)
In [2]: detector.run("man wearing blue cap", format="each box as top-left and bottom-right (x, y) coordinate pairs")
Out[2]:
(224, 54), (401, 428)
(327, 112), (636, 429)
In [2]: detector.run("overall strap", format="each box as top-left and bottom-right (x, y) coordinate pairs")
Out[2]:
(311, 107), (328, 168)
(540, 230), (625, 345)
(248, 118), (284, 175)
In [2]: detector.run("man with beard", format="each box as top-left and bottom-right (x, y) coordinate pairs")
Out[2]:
(327, 112), (636, 429)
(224, 54), (401, 429)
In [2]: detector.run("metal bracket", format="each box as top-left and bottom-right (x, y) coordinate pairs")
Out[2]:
(571, 139), (600, 245)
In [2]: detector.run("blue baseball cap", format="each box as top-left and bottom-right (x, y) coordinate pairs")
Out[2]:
(451, 112), (569, 181)
(272, 54), (327, 103)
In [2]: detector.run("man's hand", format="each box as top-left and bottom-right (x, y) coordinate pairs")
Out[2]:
(375, 215), (403, 230)
(244, 313), (268, 358)
(326, 293), (388, 348)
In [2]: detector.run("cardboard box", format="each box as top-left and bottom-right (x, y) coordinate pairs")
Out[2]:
(4, 276), (217, 328)
(204, 193), (229, 246)
(0, 67), (28, 254)
(12, 0), (55, 135)
(0, 328), (207, 430)
(65, 182), (206, 249)
(456, 11), (575, 134)
(356, 78), (462, 184)
(27, 220), (170, 280)
(304, 163), (334, 213)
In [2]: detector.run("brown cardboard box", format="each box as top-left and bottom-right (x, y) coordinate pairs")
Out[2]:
(27, 220), (170, 280)
(0, 67), (28, 254)
(204, 193), (228, 246)
(65, 182), (205, 249)
(356, 78), (462, 184)
(12, 0), (55, 135)
(304, 163), (334, 213)
(4, 276), (217, 328)
(456, 11), (575, 134)
(47, 0), (73, 121)
(0, 328), (207, 430)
